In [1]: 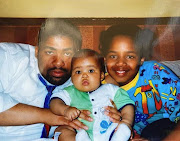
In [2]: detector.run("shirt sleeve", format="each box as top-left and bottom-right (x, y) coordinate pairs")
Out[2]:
(0, 93), (18, 113)
(51, 90), (71, 106)
(153, 62), (180, 122)
(0, 43), (19, 112)
(0, 44), (18, 112)
(114, 88), (135, 110)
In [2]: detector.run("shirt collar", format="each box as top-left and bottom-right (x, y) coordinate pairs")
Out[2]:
(121, 72), (139, 91)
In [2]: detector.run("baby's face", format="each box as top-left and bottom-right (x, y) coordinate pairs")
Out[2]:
(71, 56), (104, 92)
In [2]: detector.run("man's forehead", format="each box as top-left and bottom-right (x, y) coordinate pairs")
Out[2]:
(40, 36), (76, 50)
(43, 45), (74, 50)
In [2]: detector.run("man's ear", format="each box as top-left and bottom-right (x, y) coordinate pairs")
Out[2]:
(140, 57), (145, 65)
(35, 46), (39, 58)
(101, 72), (105, 81)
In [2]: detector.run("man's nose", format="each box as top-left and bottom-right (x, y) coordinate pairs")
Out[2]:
(53, 55), (65, 68)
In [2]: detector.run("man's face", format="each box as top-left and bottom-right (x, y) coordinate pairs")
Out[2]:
(36, 35), (75, 85)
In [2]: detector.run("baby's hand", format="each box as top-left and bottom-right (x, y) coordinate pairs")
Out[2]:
(64, 106), (81, 121)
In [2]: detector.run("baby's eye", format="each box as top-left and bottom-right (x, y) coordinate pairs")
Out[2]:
(75, 70), (81, 74)
(89, 69), (95, 73)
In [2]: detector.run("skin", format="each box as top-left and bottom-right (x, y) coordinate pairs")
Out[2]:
(71, 56), (104, 92)
(105, 35), (145, 86)
(35, 35), (74, 86)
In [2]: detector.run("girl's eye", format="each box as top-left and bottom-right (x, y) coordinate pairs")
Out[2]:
(89, 69), (95, 73)
(127, 55), (135, 59)
(75, 70), (81, 74)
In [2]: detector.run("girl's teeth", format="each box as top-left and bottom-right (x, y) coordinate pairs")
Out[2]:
(117, 71), (125, 74)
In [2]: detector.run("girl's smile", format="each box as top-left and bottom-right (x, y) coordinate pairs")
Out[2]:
(106, 35), (144, 86)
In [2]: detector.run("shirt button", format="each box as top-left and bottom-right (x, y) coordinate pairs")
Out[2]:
(92, 99), (94, 101)
(94, 112), (97, 114)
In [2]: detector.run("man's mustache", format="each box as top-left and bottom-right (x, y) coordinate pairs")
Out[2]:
(47, 67), (68, 73)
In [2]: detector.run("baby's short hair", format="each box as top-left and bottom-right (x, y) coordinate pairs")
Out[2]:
(71, 49), (105, 73)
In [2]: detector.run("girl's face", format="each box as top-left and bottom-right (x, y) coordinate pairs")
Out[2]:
(105, 35), (144, 86)
(71, 56), (104, 92)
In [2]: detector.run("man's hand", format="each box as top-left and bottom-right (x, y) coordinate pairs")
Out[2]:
(43, 109), (89, 130)
(65, 110), (93, 130)
(0, 103), (91, 131)
(79, 110), (93, 122)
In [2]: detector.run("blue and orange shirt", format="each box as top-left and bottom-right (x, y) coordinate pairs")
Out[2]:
(105, 61), (180, 134)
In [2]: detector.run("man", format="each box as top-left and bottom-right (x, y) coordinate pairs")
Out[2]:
(0, 19), (91, 141)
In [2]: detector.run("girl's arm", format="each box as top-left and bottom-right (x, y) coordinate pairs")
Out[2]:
(120, 104), (135, 129)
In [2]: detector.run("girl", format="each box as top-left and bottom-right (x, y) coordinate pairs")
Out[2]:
(99, 24), (180, 141)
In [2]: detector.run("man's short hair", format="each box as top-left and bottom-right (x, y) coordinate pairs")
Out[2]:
(38, 18), (82, 51)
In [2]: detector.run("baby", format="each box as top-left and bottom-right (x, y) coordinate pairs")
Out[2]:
(50, 49), (135, 141)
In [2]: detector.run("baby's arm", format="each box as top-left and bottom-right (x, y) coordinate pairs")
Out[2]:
(50, 98), (81, 121)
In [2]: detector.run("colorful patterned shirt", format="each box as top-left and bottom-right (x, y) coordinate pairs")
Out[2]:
(120, 61), (180, 134)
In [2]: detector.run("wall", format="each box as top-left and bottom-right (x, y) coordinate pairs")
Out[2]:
(0, 18), (179, 61)
(0, 0), (179, 18)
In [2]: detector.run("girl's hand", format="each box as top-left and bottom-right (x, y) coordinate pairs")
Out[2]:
(104, 99), (122, 123)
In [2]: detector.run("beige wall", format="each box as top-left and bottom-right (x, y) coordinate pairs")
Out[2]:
(0, 0), (179, 18)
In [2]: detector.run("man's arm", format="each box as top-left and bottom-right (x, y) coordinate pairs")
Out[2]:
(0, 103), (68, 126)
(0, 103), (88, 130)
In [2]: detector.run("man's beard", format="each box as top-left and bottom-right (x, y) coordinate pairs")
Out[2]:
(44, 67), (71, 86)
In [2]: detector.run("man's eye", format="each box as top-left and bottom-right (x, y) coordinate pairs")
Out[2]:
(89, 69), (95, 73)
(75, 71), (81, 74)
(64, 52), (73, 57)
(110, 55), (117, 59)
(46, 51), (53, 55)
